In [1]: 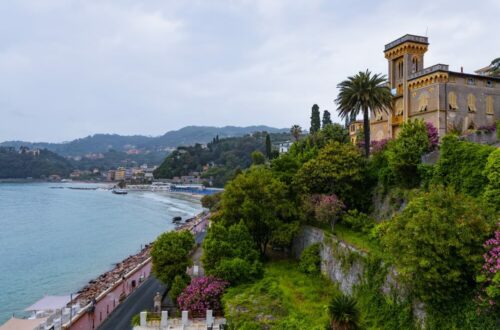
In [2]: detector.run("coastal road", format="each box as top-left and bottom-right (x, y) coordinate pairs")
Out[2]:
(97, 276), (166, 330)
(97, 231), (206, 330)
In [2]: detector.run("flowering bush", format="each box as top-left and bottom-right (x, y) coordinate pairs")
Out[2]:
(309, 194), (345, 231)
(425, 122), (439, 151)
(476, 124), (497, 134)
(370, 139), (390, 153)
(177, 276), (229, 315)
(477, 224), (500, 309)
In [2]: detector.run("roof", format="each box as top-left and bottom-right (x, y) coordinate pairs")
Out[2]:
(0, 317), (47, 330)
(384, 34), (429, 51)
(24, 295), (72, 311)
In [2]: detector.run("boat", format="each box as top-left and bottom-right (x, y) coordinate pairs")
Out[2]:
(112, 189), (128, 195)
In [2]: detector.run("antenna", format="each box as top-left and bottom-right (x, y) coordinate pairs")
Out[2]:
(425, 27), (428, 37)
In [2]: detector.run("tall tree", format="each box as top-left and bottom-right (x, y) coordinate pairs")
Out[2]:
(265, 134), (272, 159)
(335, 70), (392, 157)
(290, 125), (302, 141)
(310, 104), (321, 133)
(322, 110), (332, 127)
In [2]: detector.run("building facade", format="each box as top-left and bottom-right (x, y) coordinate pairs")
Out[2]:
(348, 121), (364, 144)
(371, 34), (500, 141)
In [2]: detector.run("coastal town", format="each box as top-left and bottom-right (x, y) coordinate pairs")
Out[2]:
(1, 1), (499, 329)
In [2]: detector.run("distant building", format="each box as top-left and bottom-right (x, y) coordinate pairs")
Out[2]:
(107, 170), (115, 181)
(114, 167), (126, 181)
(278, 141), (293, 154)
(371, 34), (500, 141)
(348, 121), (364, 144)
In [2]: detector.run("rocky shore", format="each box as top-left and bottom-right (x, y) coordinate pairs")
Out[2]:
(71, 212), (208, 307)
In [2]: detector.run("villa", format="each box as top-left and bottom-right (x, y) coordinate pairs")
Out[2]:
(367, 34), (500, 141)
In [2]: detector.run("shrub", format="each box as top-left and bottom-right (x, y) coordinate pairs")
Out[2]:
(327, 294), (361, 330)
(386, 119), (429, 187)
(299, 243), (321, 275)
(169, 274), (190, 303)
(177, 276), (229, 315)
(434, 135), (495, 196)
(201, 192), (222, 211)
(202, 222), (262, 285)
(151, 230), (194, 285)
(342, 210), (375, 233)
(476, 224), (500, 310)
(381, 187), (496, 304)
(483, 149), (500, 211)
(497, 120), (500, 140)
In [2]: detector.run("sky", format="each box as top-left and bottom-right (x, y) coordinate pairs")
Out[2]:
(1, 0), (499, 142)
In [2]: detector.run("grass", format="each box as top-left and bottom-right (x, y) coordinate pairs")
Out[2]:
(332, 224), (383, 258)
(222, 260), (339, 329)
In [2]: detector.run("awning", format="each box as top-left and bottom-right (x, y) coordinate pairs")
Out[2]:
(24, 295), (72, 311)
(0, 317), (47, 330)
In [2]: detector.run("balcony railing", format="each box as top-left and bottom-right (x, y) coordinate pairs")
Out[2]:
(408, 64), (449, 80)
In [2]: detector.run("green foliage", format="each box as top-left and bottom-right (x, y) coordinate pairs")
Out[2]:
(483, 148), (500, 211)
(322, 110), (332, 127)
(327, 294), (361, 330)
(265, 134), (272, 159)
(380, 187), (496, 304)
(201, 192), (222, 211)
(341, 209), (375, 234)
(354, 256), (416, 330)
(0, 147), (73, 179)
(223, 260), (339, 330)
(131, 314), (141, 327)
(251, 150), (266, 165)
(151, 230), (194, 285)
(270, 221), (300, 249)
(169, 274), (190, 303)
(294, 142), (366, 208)
(202, 222), (262, 285)
(154, 132), (291, 187)
(310, 104), (321, 133)
(219, 166), (297, 255)
(299, 243), (321, 275)
(497, 120), (500, 139)
(385, 120), (429, 187)
(434, 135), (495, 196)
(320, 123), (349, 144)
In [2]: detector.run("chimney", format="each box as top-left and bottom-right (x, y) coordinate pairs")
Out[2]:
(460, 66), (463, 73)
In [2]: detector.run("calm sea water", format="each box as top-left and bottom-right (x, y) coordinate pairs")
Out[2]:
(0, 182), (203, 324)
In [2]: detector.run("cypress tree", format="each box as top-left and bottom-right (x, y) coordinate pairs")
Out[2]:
(322, 110), (332, 127)
(310, 104), (321, 133)
(265, 134), (272, 159)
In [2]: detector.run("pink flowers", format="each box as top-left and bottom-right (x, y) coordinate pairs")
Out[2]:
(425, 122), (439, 151)
(477, 224), (500, 308)
(177, 276), (229, 315)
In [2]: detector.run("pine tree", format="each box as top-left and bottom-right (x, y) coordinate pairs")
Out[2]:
(322, 110), (332, 127)
(265, 134), (272, 159)
(310, 104), (321, 133)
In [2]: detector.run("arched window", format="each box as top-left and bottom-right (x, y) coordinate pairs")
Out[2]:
(418, 93), (429, 112)
(412, 57), (418, 73)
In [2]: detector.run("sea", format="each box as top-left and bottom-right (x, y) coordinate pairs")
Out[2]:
(0, 182), (203, 324)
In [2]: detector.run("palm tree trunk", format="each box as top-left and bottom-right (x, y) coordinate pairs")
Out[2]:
(363, 107), (370, 157)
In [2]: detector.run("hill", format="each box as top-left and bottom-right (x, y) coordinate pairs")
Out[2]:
(154, 131), (291, 187)
(0, 125), (288, 157)
(0, 147), (73, 179)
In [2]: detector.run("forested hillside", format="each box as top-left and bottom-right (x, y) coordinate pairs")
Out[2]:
(154, 132), (291, 187)
(0, 147), (73, 179)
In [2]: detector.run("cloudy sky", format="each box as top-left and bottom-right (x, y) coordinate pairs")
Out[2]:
(1, 0), (499, 142)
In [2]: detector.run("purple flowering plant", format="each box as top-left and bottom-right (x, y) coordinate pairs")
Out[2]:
(477, 224), (500, 309)
(177, 276), (229, 315)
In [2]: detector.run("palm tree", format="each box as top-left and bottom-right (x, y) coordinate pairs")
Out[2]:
(335, 70), (392, 157)
(327, 294), (361, 330)
(290, 124), (302, 141)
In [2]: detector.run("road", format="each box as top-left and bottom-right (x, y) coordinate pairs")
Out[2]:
(97, 276), (166, 330)
(97, 231), (206, 330)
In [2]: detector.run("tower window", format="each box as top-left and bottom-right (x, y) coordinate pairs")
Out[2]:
(467, 78), (475, 85)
